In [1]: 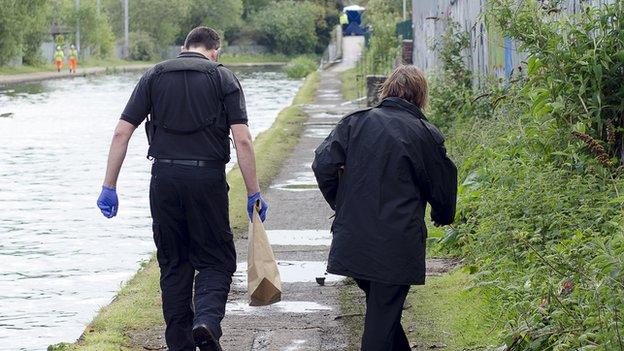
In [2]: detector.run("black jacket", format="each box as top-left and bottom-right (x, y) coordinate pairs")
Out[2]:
(312, 98), (457, 285)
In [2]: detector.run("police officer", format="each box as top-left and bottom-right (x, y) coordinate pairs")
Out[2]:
(97, 26), (268, 351)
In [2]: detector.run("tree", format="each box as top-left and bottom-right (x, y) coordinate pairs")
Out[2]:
(242, 0), (270, 19)
(181, 0), (243, 42)
(0, 0), (51, 65)
(60, 0), (115, 59)
(129, 0), (190, 49)
(252, 1), (324, 55)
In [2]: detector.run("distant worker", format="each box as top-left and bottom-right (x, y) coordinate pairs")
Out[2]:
(340, 11), (349, 31)
(313, 65), (458, 351)
(97, 26), (268, 351)
(68, 44), (78, 74)
(54, 46), (64, 73)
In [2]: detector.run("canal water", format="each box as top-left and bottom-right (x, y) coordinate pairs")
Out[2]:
(0, 67), (302, 351)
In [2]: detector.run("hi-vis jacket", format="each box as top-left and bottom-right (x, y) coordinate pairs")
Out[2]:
(312, 97), (458, 285)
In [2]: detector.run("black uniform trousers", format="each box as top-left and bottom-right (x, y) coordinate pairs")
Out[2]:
(354, 279), (411, 351)
(150, 163), (237, 351)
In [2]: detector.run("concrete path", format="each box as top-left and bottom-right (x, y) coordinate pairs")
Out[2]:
(217, 36), (365, 351)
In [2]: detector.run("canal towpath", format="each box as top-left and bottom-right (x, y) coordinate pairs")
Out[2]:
(0, 64), (154, 85)
(0, 62), (286, 86)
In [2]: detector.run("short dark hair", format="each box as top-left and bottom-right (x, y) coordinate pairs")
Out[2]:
(184, 26), (220, 51)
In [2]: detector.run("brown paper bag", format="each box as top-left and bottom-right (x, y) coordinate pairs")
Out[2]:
(247, 207), (282, 306)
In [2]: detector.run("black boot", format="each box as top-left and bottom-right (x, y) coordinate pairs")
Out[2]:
(192, 324), (222, 351)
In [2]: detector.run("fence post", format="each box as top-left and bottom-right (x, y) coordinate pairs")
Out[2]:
(366, 75), (387, 107)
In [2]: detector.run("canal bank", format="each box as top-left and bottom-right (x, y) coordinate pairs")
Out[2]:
(0, 59), (286, 86)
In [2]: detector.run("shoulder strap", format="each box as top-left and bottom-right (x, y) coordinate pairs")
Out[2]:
(153, 56), (222, 75)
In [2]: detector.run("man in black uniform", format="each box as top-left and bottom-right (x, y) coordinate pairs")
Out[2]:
(312, 65), (457, 350)
(96, 27), (268, 351)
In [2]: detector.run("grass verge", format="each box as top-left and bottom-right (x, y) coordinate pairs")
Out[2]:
(339, 67), (365, 102)
(0, 54), (288, 77)
(49, 71), (320, 351)
(0, 58), (155, 76)
(218, 53), (289, 65)
(338, 271), (501, 351)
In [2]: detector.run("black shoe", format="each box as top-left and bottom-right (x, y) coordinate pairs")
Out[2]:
(192, 324), (222, 351)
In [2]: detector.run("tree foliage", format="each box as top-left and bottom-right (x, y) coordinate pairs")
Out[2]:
(0, 0), (50, 65)
(180, 0), (243, 43)
(59, 0), (115, 59)
(251, 0), (326, 55)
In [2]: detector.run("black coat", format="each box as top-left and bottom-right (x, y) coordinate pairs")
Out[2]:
(312, 98), (457, 285)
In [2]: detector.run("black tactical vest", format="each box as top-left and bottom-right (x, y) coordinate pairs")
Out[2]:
(145, 56), (224, 144)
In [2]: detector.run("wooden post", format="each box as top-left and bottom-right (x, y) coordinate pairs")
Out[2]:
(366, 75), (387, 107)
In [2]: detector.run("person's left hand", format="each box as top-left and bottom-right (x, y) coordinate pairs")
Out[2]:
(247, 192), (268, 222)
(97, 186), (118, 218)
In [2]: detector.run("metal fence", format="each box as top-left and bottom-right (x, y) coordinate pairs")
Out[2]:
(411, 0), (615, 83)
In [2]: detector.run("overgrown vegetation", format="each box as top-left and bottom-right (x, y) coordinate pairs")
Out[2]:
(284, 55), (318, 78)
(426, 1), (624, 350)
(358, 0), (406, 75)
(1, 0), (339, 68)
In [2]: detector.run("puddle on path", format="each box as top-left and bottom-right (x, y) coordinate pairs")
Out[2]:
(226, 300), (332, 315)
(266, 230), (331, 246)
(304, 126), (334, 139)
(234, 261), (344, 285)
(308, 112), (342, 119)
(284, 339), (307, 351)
(270, 171), (317, 192)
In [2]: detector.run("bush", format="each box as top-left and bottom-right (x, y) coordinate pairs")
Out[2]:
(284, 56), (317, 78)
(359, 0), (403, 75)
(129, 32), (157, 61)
(425, 3), (624, 350)
(251, 1), (324, 55)
(487, 0), (624, 166)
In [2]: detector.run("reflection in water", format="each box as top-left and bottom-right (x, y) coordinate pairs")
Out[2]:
(0, 68), (301, 351)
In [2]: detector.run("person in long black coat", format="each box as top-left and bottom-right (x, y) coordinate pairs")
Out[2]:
(312, 65), (458, 351)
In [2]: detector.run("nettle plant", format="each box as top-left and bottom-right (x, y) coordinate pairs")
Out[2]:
(487, 0), (624, 168)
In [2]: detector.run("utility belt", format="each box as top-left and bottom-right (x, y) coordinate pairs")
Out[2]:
(153, 158), (225, 168)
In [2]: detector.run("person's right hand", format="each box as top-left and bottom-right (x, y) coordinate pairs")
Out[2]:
(97, 186), (118, 218)
(247, 192), (269, 222)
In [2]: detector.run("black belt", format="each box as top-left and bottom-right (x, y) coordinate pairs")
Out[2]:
(154, 159), (224, 167)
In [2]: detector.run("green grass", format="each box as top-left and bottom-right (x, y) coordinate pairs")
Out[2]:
(219, 53), (290, 64)
(1, 54), (288, 77)
(0, 58), (154, 76)
(339, 271), (502, 351)
(51, 71), (320, 351)
(339, 67), (366, 102)
(404, 271), (502, 350)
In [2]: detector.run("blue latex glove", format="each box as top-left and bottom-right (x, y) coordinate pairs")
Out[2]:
(97, 186), (118, 218)
(247, 192), (268, 222)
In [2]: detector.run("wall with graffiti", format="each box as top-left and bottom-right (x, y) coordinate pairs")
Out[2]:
(411, 0), (613, 83)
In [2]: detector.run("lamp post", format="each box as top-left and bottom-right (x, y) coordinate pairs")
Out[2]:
(123, 0), (129, 58)
(75, 0), (80, 52)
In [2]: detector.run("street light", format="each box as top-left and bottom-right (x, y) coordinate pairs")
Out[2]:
(123, 0), (129, 58)
(75, 0), (80, 52)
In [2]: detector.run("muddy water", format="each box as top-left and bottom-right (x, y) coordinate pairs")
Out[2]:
(0, 67), (301, 351)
